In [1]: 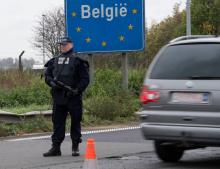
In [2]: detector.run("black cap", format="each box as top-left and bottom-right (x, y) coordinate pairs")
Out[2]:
(57, 37), (72, 44)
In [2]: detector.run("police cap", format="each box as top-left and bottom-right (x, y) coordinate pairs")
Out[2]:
(57, 37), (73, 45)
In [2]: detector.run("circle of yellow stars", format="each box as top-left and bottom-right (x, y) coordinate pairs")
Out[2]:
(71, 8), (138, 47)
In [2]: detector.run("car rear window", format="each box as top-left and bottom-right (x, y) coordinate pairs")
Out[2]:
(150, 44), (220, 79)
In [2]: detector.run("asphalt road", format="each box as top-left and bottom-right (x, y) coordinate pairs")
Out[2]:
(1, 127), (220, 169)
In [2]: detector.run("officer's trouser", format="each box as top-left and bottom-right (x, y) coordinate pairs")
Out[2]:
(51, 100), (82, 145)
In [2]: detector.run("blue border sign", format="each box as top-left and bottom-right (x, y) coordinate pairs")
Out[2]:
(65, 0), (145, 53)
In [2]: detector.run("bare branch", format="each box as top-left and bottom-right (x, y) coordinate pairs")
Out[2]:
(32, 7), (65, 59)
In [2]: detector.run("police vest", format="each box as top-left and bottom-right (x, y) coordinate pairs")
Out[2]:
(53, 54), (78, 87)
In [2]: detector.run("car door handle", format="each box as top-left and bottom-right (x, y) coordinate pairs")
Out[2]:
(140, 115), (149, 120)
(182, 117), (196, 121)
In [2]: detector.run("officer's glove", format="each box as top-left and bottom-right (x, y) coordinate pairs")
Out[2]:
(71, 88), (78, 95)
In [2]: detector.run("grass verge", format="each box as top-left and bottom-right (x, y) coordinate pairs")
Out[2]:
(0, 114), (138, 137)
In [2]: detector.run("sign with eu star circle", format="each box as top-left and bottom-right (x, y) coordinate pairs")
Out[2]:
(65, 0), (145, 53)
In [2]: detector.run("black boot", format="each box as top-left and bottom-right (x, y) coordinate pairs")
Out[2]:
(72, 142), (80, 156)
(43, 144), (61, 157)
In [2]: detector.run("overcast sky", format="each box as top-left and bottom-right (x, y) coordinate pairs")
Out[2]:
(0, 0), (186, 62)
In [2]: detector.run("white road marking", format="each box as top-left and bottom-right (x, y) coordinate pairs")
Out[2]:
(6, 126), (141, 142)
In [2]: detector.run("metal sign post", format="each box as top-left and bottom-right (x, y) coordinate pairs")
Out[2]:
(88, 54), (94, 84)
(122, 53), (128, 90)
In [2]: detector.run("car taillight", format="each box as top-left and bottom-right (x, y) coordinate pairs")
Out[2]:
(140, 86), (160, 104)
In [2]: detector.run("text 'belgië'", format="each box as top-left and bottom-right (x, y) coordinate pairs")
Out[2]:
(81, 3), (128, 22)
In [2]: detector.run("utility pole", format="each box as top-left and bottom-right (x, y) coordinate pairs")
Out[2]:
(42, 14), (46, 65)
(186, 0), (191, 35)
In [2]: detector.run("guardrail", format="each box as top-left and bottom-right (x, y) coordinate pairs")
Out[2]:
(0, 110), (52, 124)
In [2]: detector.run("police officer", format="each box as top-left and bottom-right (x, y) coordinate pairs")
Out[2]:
(43, 37), (89, 157)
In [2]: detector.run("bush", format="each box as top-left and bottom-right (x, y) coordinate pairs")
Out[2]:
(0, 124), (8, 137)
(84, 91), (139, 121)
(85, 68), (122, 97)
(29, 78), (51, 105)
(84, 96), (119, 121)
(0, 90), (9, 107)
(129, 69), (146, 95)
(114, 91), (140, 117)
(0, 71), (51, 108)
(0, 86), (51, 108)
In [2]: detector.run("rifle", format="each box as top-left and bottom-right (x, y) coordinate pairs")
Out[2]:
(53, 79), (78, 95)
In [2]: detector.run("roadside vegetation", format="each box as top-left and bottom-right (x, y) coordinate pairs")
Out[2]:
(0, 69), (143, 137)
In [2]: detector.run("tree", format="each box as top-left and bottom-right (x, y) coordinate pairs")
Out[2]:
(0, 57), (36, 69)
(146, 4), (186, 66)
(32, 8), (65, 59)
(191, 0), (220, 35)
(0, 58), (14, 69)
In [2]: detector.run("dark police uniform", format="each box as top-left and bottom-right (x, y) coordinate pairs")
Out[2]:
(44, 48), (89, 157)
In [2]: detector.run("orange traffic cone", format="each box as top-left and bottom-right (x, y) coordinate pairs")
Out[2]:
(83, 138), (99, 169)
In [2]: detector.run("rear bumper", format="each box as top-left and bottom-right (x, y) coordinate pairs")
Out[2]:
(137, 110), (220, 145)
(141, 123), (220, 145)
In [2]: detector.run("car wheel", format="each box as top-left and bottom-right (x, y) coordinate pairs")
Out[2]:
(154, 141), (184, 162)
